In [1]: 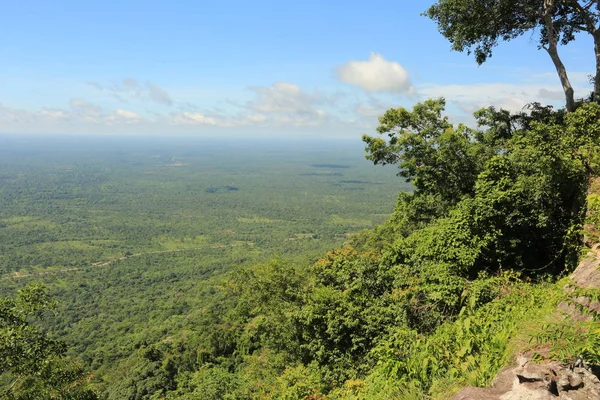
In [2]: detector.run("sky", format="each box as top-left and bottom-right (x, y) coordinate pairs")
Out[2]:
(0, 0), (596, 137)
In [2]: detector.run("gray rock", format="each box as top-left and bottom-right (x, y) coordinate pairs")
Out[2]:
(450, 356), (600, 400)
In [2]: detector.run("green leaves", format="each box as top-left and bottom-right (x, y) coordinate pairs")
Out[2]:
(425, 0), (600, 111)
(368, 99), (593, 277)
(363, 98), (482, 206)
(97, 98), (598, 399)
(426, 0), (541, 64)
(0, 285), (97, 399)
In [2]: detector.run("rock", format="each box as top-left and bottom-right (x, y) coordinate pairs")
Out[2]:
(558, 253), (600, 321)
(570, 254), (600, 290)
(449, 355), (600, 400)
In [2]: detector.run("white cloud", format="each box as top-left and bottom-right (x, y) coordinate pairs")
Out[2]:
(107, 109), (142, 124)
(419, 81), (590, 115)
(270, 114), (328, 127)
(68, 100), (145, 124)
(115, 109), (140, 119)
(171, 104), (328, 128)
(248, 82), (322, 115)
(40, 109), (69, 121)
(337, 53), (413, 94)
(171, 112), (217, 125)
(240, 82), (332, 128)
(170, 112), (272, 127)
(538, 88), (565, 100)
(123, 78), (139, 89)
(240, 113), (268, 124)
(354, 104), (383, 118)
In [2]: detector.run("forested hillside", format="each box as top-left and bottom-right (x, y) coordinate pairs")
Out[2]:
(4, 1), (600, 398)
(3, 98), (600, 399)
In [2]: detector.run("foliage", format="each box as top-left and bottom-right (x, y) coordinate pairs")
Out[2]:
(0, 138), (401, 399)
(363, 98), (483, 205)
(1, 99), (599, 399)
(533, 319), (600, 366)
(162, 99), (596, 399)
(425, 0), (600, 110)
(587, 193), (600, 226)
(365, 278), (561, 398)
(367, 100), (595, 277)
(0, 284), (97, 399)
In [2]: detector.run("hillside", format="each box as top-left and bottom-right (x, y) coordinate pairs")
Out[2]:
(449, 240), (600, 399)
(3, 99), (600, 399)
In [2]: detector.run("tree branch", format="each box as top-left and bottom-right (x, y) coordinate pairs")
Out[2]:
(573, 23), (591, 30)
(568, 0), (597, 32)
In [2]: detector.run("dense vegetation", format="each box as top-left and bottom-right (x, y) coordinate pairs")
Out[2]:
(3, 97), (600, 399)
(0, 284), (97, 399)
(173, 100), (599, 399)
(5, 2), (600, 398)
(0, 137), (400, 278)
(0, 137), (403, 398)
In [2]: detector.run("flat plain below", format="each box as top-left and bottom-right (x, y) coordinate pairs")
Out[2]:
(0, 134), (406, 371)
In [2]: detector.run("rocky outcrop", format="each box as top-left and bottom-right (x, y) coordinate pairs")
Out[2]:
(558, 247), (600, 322)
(571, 245), (600, 290)
(450, 355), (600, 400)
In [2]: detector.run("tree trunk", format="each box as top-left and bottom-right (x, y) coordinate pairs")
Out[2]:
(543, 0), (576, 112)
(545, 45), (576, 112)
(594, 31), (600, 102)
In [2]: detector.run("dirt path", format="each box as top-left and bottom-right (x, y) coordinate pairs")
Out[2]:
(1, 242), (253, 281)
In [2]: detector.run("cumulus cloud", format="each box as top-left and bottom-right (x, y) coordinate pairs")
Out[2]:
(66, 99), (146, 124)
(170, 106), (328, 128)
(170, 112), (271, 127)
(239, 113), (268, 124)
(171, 112), (217, 125)
(248, 82), (323, 115)
(241, 82), (331, 128)
(337, 53), (414, 94)
(106, 109), (142, 124)
(115, 109), (140, 119)
(269, 113), (328, 127)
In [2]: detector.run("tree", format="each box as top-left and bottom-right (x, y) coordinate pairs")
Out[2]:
(362, 98), (487, 205)
(0, 284), (97, 399)
(364, 99), (598, 276)
(426, 0), (600, 112)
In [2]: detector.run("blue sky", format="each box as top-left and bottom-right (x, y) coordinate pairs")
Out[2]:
(0, 0), (596, 136)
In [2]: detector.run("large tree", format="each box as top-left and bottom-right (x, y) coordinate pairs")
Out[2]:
(426, 0), (600, 112)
